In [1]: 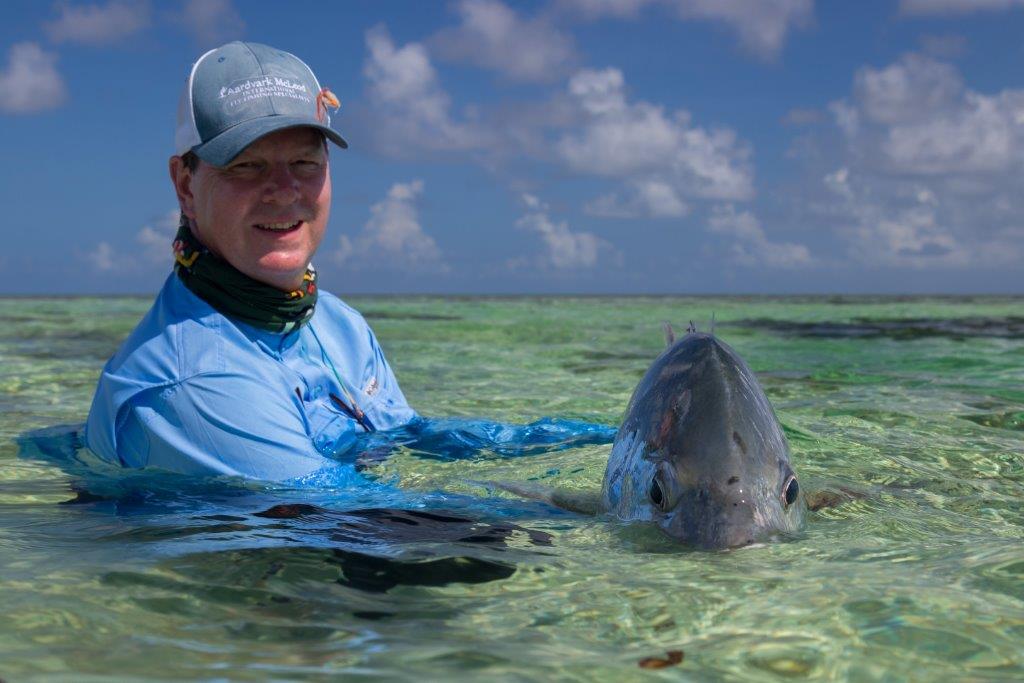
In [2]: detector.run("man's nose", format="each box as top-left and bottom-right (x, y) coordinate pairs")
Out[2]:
(261, 163), (301, 204)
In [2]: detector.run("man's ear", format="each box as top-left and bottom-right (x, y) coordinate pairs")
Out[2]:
(169, 156), (195, 220)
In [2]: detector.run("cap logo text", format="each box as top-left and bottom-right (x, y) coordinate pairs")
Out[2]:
(218, 75), (313, 110)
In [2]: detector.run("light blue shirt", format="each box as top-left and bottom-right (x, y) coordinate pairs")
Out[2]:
(85, 274), (417, 481)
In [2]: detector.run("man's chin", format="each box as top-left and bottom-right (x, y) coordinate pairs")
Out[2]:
(241, 261), (311, 292)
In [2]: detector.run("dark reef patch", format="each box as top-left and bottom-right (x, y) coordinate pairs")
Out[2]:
(562, 348), (656, 375)
(960, 411), (1024, 432)
(361, 310), (462, 321)
(726, 317), (1024, 340)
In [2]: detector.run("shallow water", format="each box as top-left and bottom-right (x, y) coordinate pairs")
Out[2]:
(1, 295), (1022, 681)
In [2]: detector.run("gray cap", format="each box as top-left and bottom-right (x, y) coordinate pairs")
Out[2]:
(174, 41), (347, 166)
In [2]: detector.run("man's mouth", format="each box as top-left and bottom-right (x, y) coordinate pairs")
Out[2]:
(254, 221), (303, 232)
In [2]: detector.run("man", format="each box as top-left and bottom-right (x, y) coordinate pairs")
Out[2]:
(85, 41), (417, 481)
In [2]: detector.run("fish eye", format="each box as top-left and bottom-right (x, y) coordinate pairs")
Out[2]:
(649, 475), (666, 510)
(783, 476), (799, 507)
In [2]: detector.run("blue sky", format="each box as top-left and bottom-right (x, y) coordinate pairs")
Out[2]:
(1, 0), (1023, 295)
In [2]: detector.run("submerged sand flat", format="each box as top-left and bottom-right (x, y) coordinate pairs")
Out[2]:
(1, 294), (1022, 680)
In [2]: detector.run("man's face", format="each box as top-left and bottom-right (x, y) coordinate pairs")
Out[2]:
(173, 127), (331, 291)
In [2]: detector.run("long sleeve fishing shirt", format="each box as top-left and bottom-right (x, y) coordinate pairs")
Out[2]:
(85, 274), (417, 481)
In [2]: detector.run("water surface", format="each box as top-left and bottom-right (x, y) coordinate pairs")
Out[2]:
(1, 295), (1022, 680)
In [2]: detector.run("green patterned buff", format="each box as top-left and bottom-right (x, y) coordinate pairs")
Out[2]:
(172, 215), (318, 333)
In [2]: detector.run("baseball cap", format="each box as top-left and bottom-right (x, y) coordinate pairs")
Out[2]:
(174, 41), (347, 167)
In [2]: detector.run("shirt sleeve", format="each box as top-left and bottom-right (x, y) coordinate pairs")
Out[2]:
(116, 372), (332, 481)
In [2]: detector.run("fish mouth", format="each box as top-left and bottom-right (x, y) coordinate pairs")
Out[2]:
(669, 526), (757, 550)
(662, 524), (761, 550)
(660, 500), (801, 549)
(661, 497), (768, 549)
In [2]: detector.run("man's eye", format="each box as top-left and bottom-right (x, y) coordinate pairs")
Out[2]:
(230, 162), (260, 171)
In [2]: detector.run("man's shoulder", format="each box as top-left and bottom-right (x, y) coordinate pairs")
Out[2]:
(315, 289), (366, 321)
(311, 289), (372, 334)
(104, 275), (229, 386)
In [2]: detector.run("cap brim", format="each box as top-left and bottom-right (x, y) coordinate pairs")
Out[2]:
(192, 116), (348, 167)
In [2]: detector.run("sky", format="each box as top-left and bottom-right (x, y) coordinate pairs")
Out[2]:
(1, 0), (1023, 295)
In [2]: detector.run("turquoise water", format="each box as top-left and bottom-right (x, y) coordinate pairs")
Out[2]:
(1, 295), (1022, 680)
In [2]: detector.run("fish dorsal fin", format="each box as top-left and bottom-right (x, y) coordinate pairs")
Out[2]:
(711, 312), (716, 335)
(662, 322), (676, 346)
(687, 320), (698, 334)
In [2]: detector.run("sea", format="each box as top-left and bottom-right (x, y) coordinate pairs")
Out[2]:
(0, 295), (1021, 681)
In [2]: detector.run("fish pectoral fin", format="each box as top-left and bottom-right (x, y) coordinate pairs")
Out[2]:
(550, 488), (604, 516)
(805, 486), (866, 512)
(476, 480), (604, 516)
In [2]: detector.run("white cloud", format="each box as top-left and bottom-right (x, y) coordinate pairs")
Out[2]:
(883, 94), (1020, 174)
(359, 22), (757, 204)
(135, 209), (181, 264)
(853, 53), (963, 125)
(430, 0), (578, 83)
(869, 218), (952, 263)
(334, 180), (445, 270)
(181, 0), (244, 48)
(708, 204), (812, 268)
(819, 166), (1023, 269)
(832, 54), (1024, 175)
(363, 25), (487, 155)
(823, 167), (852, 200)
(851, 207), (962, 267)
(807, 55), (1024, 272)
(559, 0), (813, 59)
(900, 0), (1024, 15)
(82, 209), (179, 274)
(86, 242), (117, 272)
(44, 0), (150, 45)
(522, 193), (543, 210)
(668, 0), (813, 60)
(558, 68), (753, 204)
(558, 0), (655, 18)
(0, 43), (67, 114)
(516, 194), (612, 268)
(835, 189), (966, 269)
(585, 180), (690, 218)
(829, 100), (860, 140)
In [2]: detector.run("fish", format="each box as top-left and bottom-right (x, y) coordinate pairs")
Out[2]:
(496, 328), (809, 549)
(601, 329), (805, 548)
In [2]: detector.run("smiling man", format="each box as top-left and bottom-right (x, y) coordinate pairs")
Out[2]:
(85, 42), (416, 480)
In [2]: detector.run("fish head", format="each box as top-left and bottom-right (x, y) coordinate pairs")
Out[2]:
(603, 333), (805, 549)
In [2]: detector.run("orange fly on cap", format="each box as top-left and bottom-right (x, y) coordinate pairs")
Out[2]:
(316, 88), (340, 124)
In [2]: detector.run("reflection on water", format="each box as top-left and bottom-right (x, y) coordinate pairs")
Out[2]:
(1, 295), (1022, 680)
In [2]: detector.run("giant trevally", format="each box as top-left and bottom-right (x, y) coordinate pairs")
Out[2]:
(499, 327), (815, 549)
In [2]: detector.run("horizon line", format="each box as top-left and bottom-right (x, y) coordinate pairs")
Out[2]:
(0, 292), (1021, 300)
